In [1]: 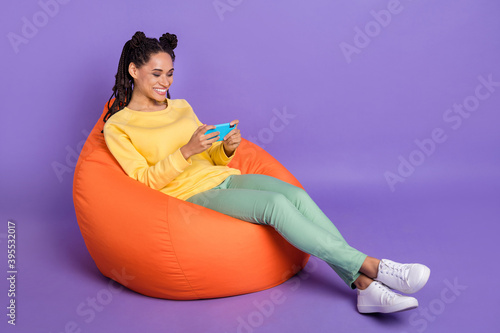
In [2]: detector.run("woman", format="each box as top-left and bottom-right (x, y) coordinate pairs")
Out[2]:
(102, 31), (430, 314)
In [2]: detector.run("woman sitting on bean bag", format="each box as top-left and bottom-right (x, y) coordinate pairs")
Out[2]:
(101, 31), (430, 314)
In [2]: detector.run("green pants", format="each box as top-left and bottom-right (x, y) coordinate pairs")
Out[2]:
(185, 174), (367, 288)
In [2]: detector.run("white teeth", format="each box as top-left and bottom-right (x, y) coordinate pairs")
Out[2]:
(154, 88), (167, 93)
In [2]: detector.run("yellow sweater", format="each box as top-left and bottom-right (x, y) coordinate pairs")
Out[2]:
(103, 98), (241, 200)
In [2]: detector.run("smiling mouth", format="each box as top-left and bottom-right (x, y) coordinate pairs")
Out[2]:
(153, 88), (167, 95)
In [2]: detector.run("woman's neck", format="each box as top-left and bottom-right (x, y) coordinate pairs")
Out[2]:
(127, 90), (168, 112)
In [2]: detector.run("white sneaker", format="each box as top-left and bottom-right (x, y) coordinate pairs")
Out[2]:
(376, 259), (430, 294)
(357, 281), (418, 314)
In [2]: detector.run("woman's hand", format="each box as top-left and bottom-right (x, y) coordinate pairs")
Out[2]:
(180, 124), (219, 160)
(222, 120), (241, 157)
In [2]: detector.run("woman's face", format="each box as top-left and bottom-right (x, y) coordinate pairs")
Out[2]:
(129, 52), (174, 104)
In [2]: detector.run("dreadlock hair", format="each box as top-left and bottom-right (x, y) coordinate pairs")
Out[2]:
(103, 31), (178, 124)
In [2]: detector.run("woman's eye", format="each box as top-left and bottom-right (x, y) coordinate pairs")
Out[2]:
(167, 73), (173, 77)
(153, 73), (160, 77)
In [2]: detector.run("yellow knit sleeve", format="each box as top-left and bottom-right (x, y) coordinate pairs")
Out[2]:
(103, 122), (192, 190)
(208, 141), (236, 165)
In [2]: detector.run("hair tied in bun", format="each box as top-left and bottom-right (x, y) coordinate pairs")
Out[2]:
(130, 31), (146, 48)
(160, 33), (178, 50)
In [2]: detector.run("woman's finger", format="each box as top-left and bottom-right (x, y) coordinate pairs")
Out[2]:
(224, 128), (240, 141)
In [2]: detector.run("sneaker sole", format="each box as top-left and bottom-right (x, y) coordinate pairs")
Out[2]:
(358, 298), (419, 314)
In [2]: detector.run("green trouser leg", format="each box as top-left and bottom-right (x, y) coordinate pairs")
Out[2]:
(186, 174), (367, 288)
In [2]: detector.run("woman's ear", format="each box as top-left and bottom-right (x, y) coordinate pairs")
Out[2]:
(128, 62), (138, 79)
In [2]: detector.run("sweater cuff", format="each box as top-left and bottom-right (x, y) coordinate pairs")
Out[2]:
(171, 148), (192, 172)
(217, 144), (236, 165)
(222, 146), (236, 160)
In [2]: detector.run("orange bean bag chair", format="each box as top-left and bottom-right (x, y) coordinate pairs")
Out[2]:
(72, 101), (310, 300)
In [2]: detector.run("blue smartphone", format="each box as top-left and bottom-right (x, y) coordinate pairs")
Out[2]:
(204, 123), (235, 141)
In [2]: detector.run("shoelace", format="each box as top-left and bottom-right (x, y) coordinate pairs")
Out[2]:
(373, 282), (397, 303)
(380, 260), (410, 282)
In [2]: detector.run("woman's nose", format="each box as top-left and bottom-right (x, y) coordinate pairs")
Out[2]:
(159, 75), (169, 87)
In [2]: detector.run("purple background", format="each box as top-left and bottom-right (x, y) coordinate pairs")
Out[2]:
(1, 0), (499, 332)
